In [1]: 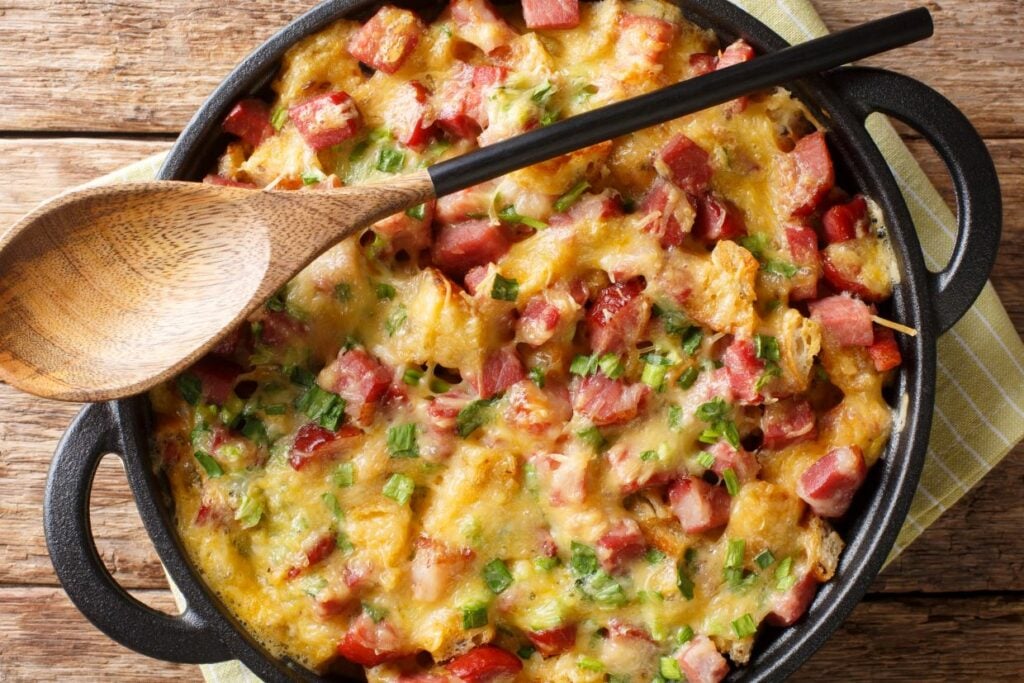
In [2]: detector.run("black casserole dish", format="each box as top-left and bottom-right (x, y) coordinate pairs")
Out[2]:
(42, 0), (1001, 680)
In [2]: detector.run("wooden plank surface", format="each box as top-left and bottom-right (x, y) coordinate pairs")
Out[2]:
(0, 0), (1022, 680)
(0, 0), (1020, 137)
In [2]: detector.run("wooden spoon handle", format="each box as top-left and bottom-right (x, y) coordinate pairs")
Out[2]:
(427, 8), (932, 196)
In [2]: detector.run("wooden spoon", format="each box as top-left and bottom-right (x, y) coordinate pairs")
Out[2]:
(0, 9), (931, 401)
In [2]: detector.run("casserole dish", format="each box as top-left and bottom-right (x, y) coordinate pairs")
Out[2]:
(42, 0), (1001, 680)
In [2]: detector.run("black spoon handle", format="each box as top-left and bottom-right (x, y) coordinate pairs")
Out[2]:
(428, 7), (932, 196)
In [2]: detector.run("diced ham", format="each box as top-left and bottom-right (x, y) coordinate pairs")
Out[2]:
(526, 624), (577, 657)
(607, 444), (675, 494)
(668, 477), (731, 533)
(657, 134), (713, 194)
(639, 178), (695, 248)
(289, 92), (361, 151)
(601, 619), (659, 678)
(608, 619), (656, 643)
(388, 81), (437, 149)
(821, 238), (891, 302)
(761, 399), (817, 450)
(222, 98), (274, 147)
(410, 537), (473, 603)
(522, 0), (579, 29)
(431, 219), (512, 278)
(708, 441), (760, 483)
(617, 13), (678, 68)
(586, 279), (650, 354)
(689, 52), (717, 76)
(315, 560), (373, 617)
(435, 63), (504, 139)
(572, 374), (650, 427)
(722, 337), (765, 404)
(318, 348), (393, 425)
(597, 519), (647, 573)
(504, 380), (572, 435)
(463, 265), (490, 295)
(797, 445), (868, 517)
(675, 635), (730, 683)
(257, 310), (307, 347)
(781, 131), (835, 216)
(287, 533), (337, 579)
(716, 39), (756, 69)
(765, 570), (818, 626)
(446, 645), (523, 682)
(427, 391), (471, 432)
(868, 326), (902, 372)
(336, 613), (405, 667)
(202, 174), (257, 189)
(476, 345), (526, 398)
(436, 181), (497, 224)
(373, 199), (435, 253)
(188, 355), (243, 406)
(822, 195), (869, 244)
(517, 288), (580, 346)
(808, 295), (874, 347)
(549, 190), (624, 228)
(693, 193), (746, 245)
(288, 423), (362, 470)
(532, 451), (588, 506)
(347, 5), (424, 74)
(449, 0), (518, 53)
(785, 223), (821, 301)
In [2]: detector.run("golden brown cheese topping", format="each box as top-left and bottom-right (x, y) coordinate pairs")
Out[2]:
(150, 1), (902, 680)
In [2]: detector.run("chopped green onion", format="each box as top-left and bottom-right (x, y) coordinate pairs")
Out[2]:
(234, 493), (263, 528)
(385, 304), (407, 336)
(534, 556), (559, 571)
(576, 425), (606, 451)
(456, 399), (495, 438)
(296, 385), (346, 430)
(676, 625), (695, 645)
(322, 492), (343, 518)
(497, 204), (547, 230)
(531, 81), (556, 105)
(490, 274), (520, 302)
(755, 363), (782, 391)
(382, 473), (414, 504)
(763, 260), (799, 278)
(405, 203), (426, 220)
(386, 423), (419, 458)
(376, 146), (406, 173)
(301, 169), (325, 186)
(348, 139), (370, 162)
(461, 602), (489, 629)
(529, 366), (546, 388)
(570, 353), (599, 376)
(754, 334), (781, 362)
(581, 571), (627, 606)
(725, 539), (745, 570)
(681, 326), (703, 356)
(482, 559), (514, 594)
(669, 404), (685, 431)
(660, 656), (683, 680)
(644, 548), (666, 565)
(402, 367), (424, 385)
(677, 366), (700, 389)
(696, 398), (728, 422)
(270, 106), (289, 131)
(696, 451), (716, 469)
(290, 366), (316, 388)
(333, 462), (354, 488)
(336, 530), (355, 553)
(553, 180), (590, 212)
(641, 362), (669, 390)
(732, 613), (757, 638)
(362, 601), (387, 623)
(598, 353), (624, 380)
(739, 233), (770, 259)
(639, 449), (658, 462)
(429, 377), (451, 393)
(517, 644), (536, 660)
(723, 468), (741, 496)
(539, 110), (559, 126)
(776, 556), (796, 591)
(240, 416), (269, 446)
(577, 657), (605, 672)
(176, 374), (202, 406)
(375, 282), (396, 300)
(676, 562), (695, 600)
(722, 420), (741, 449)
(193, 451), (223, 478)
(266, 289), (287, 312)
(570, 541), (598, 577)
(263, 403), (287, 415)
(755, 549), (776, 569)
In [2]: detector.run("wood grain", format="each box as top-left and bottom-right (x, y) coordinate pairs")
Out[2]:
(1, 1), (1020, 138)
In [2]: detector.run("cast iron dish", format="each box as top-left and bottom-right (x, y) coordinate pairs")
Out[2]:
(42, 0), (1001, 680)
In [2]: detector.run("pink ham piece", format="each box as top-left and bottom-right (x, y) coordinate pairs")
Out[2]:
(288, 423), (362, 471)
(476, 345), (526, 398)
(617, 13), (678, 67)
(765, 570), (818, 626)
(761, 399), (817, 450)
(675, 635), (730, 683)
(431, 219), (512, 278)
(526, 624), (577, 657)
(387, 81), (437, 149)
(436, 181), (497, 224)
(517, 296), (561, 345)
(707, 441), (760, 483)
(289, 92), (361, 151)
(446, 645), (523, 682)
(797, 445), (868, 517)
(258, 310), (307, 347)
(722, 336), (765, 404)
(808, 294), (874, 347)
(531, 452), (588, 506)
(372, 199), (435, 254)
(868, 326), (902, 372)
(639, 178), (695, 248)
(503, 380), (572, 435)
(347, 5), (424, 74)
(689, 52), (717, 76)
(410, 537), (473, 602)
(286, 533), (336, 579)
(188, 355), (243, 406)
(693, 193), (746, 245)
(716, 39), (756, 69)
(668, 477), (731, 533)
(336, 612), (405, 667)
(781, 131), (835, 216)
(449, 0), (518, 53)
(596, 519), (647, 573)
(435, 63), (507, 139)
(319, 348), (393, 426)
(585, 279), (651, 354)
(549, 190), (624, 227)
(657, 134), (712, 194)
(522, 0), (580, 29)
(427, 391), (471, 432)
(822, 195), (869, 244)
(222, 98), (273, 147)
(785, 223), (821, 301)
(572, 374), (650, 427)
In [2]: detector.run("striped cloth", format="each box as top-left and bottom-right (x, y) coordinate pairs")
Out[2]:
(82, 1), (1020, 679)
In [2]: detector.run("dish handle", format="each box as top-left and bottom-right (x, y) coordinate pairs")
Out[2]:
(827, 66), (1002, 334)
(43, 402), (230, 664)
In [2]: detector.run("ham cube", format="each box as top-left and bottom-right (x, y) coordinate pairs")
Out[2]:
(289, 423), (362, 470)
(446, 645), (523, 682)
(289, 92), (361, 151)
(387, 81), (437, 149)
(522, 0), (580, 29)
(222, 98), (274, 147)
(532, 451), (588, 506)
(597, 519), (647, 573)
(761, 399), (817, 450)
(617, 13), (678, 67)
(716, 39), (756, 69)
(347, 5), (424, 74)
(586, 279), (651, 354)
(707, 441), (760, 483)
(868, 326), (902, 372)
(657, 134), (713, 194)
(765, 570), (818, 626)
(808, 294), (874, 347)
(286, 532), (337, 579)
(639, 179), (695, 248)
(821, 238), (891, 302)
(668, 477), (731, 533)
(318, 348), (393, 426)
(693, 193), (746, 245)
(410, 537), (472, 602)
(781, 131), (835, 216)
(822, 195), (869, 244)
(722, 336), (765, 404)
(188, 355), (243, 406)
(477, 345), (526, 398)
(431, 219), (512, 278)
(526, 624), (577, 657)
(517, 296), (562, 346)
(258, 310), (307, 347)
(797, 445), (868, 517)
(785, 223), (821, 301)
(336, 613), (405, 667)
(689, 52), (717, 76)
(572, 374), (650, 426)
(675, 635), (730, 683)
(449, 0), (518, 53)
(434, 63), (507, 139)
(372, 199), (435, 253)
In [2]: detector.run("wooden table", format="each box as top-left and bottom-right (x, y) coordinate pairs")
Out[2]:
(1, 1), (1021, 680)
